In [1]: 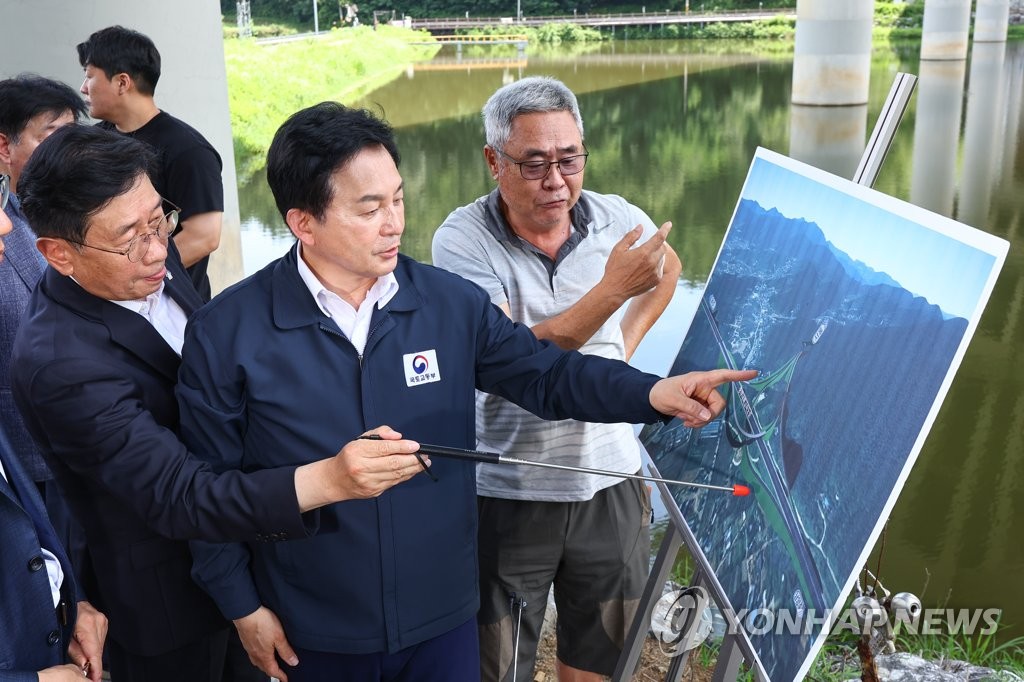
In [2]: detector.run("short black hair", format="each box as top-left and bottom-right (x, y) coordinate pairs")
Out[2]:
(267, 102), (400, 222)
(77, 26), (161, 96)
(19, 125), (156, 244)
(0, 75), (87, 142)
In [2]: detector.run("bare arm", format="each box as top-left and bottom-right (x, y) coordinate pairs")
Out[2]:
(525, 221), (674, 349)
(620, 244), (682, 361)
(172, 211), (222, 267)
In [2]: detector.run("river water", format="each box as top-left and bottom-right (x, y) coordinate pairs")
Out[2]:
(237, 38), (1024, 638)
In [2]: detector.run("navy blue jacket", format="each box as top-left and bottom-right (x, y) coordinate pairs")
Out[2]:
(0, 425), (76, 680)
(179, 248), (664, 655)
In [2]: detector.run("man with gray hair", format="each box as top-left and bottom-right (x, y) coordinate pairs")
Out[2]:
(433, 76), (681, 681)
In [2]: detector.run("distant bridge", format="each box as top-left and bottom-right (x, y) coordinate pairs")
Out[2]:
(405, 8), (794, 33)
(255, 9), (793, 44)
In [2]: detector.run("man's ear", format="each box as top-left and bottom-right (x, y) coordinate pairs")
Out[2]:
(484, 145), (499, 181)
(36, 237), (76, 275)
(285, 208), (316, 245)
(115, 72), (132, 95)
(0, 132), (12, 168)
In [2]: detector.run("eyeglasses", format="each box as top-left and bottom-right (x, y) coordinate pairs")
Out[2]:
(493, 144), (589, 181)
(67, 200), (180, 263)
(0, 175), (9, 212)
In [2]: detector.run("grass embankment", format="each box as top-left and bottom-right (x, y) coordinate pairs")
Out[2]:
(223, 26), (439, 182)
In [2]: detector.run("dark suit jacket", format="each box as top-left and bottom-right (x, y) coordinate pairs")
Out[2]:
(11, 247), (315, 657)
(0, 196), (47, 482)
(0, 425), (76, 680)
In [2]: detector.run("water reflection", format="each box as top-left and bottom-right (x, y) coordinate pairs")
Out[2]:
(788, 103), (868, 179)
(911, 59), (966, 217)
(959, 41), (1008, 228)
(235, 39), (1024, 636)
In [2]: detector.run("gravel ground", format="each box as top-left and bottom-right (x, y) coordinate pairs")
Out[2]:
(532, 631), (713, 682)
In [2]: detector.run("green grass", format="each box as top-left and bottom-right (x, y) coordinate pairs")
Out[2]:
(897, 620), (1024, 674)
(687, 622), (1024, 680)
(223, 26), (439, 182)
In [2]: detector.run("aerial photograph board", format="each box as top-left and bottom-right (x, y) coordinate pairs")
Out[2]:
(641, 148), (1008, 681)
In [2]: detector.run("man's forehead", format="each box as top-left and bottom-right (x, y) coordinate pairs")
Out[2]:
(86, 178), (161, 235)
(330, 148), (402, 192)
(27, 108), (75, 130)
(507, 112), (581, 153)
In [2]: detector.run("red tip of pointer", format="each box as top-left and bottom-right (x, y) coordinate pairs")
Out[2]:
(732, 484), (751, 497)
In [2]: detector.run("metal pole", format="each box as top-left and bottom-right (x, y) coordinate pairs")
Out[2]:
(414, 443), (749, 495)
(313, 0), (319, 33)
(852, 72), (918, 187)
(517, 0), (521, 22)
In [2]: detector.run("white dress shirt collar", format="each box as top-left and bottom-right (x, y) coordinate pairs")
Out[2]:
(295, 243), (399, 355)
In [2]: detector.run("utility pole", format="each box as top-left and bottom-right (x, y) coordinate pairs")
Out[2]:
(236, 0), (252, 37)
(313, 0), (319, 33)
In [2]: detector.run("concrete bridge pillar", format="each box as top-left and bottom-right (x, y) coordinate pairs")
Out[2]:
(0, 0), (243, 294)
(909, 60), (967, 217)
(920, 0), (973, 60)
(791, 0), (873, 106)
(975, 0), (1011, 41)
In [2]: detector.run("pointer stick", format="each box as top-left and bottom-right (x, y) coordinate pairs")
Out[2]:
(361, 437), (750, 496)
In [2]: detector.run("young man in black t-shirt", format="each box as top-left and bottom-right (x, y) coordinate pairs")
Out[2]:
(77, 26), (222, 302)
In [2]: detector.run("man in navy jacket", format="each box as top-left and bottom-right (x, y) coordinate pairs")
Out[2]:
(178, 102), (754, 682)
(1, 184), (107, 681)
(10, 125), (440, 682)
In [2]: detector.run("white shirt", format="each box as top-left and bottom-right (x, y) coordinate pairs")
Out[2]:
(110, 278), (189, 355)
(0, 460), (64, 607)
(296, 244), (399, 355)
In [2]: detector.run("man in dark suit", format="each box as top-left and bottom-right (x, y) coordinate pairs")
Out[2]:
(10, 125), (432, 682)
(0, 192), (107, 682)
(0, 75), (87, 548)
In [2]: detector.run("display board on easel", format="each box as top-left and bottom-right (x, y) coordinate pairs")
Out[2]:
(615, 74), (1009, 682)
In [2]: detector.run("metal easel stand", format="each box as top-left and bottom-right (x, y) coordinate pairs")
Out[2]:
(611, 71), (917, 682)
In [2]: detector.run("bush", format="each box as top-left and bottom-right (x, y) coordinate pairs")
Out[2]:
(223, 22), (298, 39)
(458, 22), (604, 43)
(875, 0), (925, 30)
(617, 16), (794, 40)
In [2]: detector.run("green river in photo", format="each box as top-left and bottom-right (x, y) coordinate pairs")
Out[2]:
(235, 37), (1024, 639)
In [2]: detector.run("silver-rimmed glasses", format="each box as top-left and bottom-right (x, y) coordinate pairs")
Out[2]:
(68, 199), (181, 263)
